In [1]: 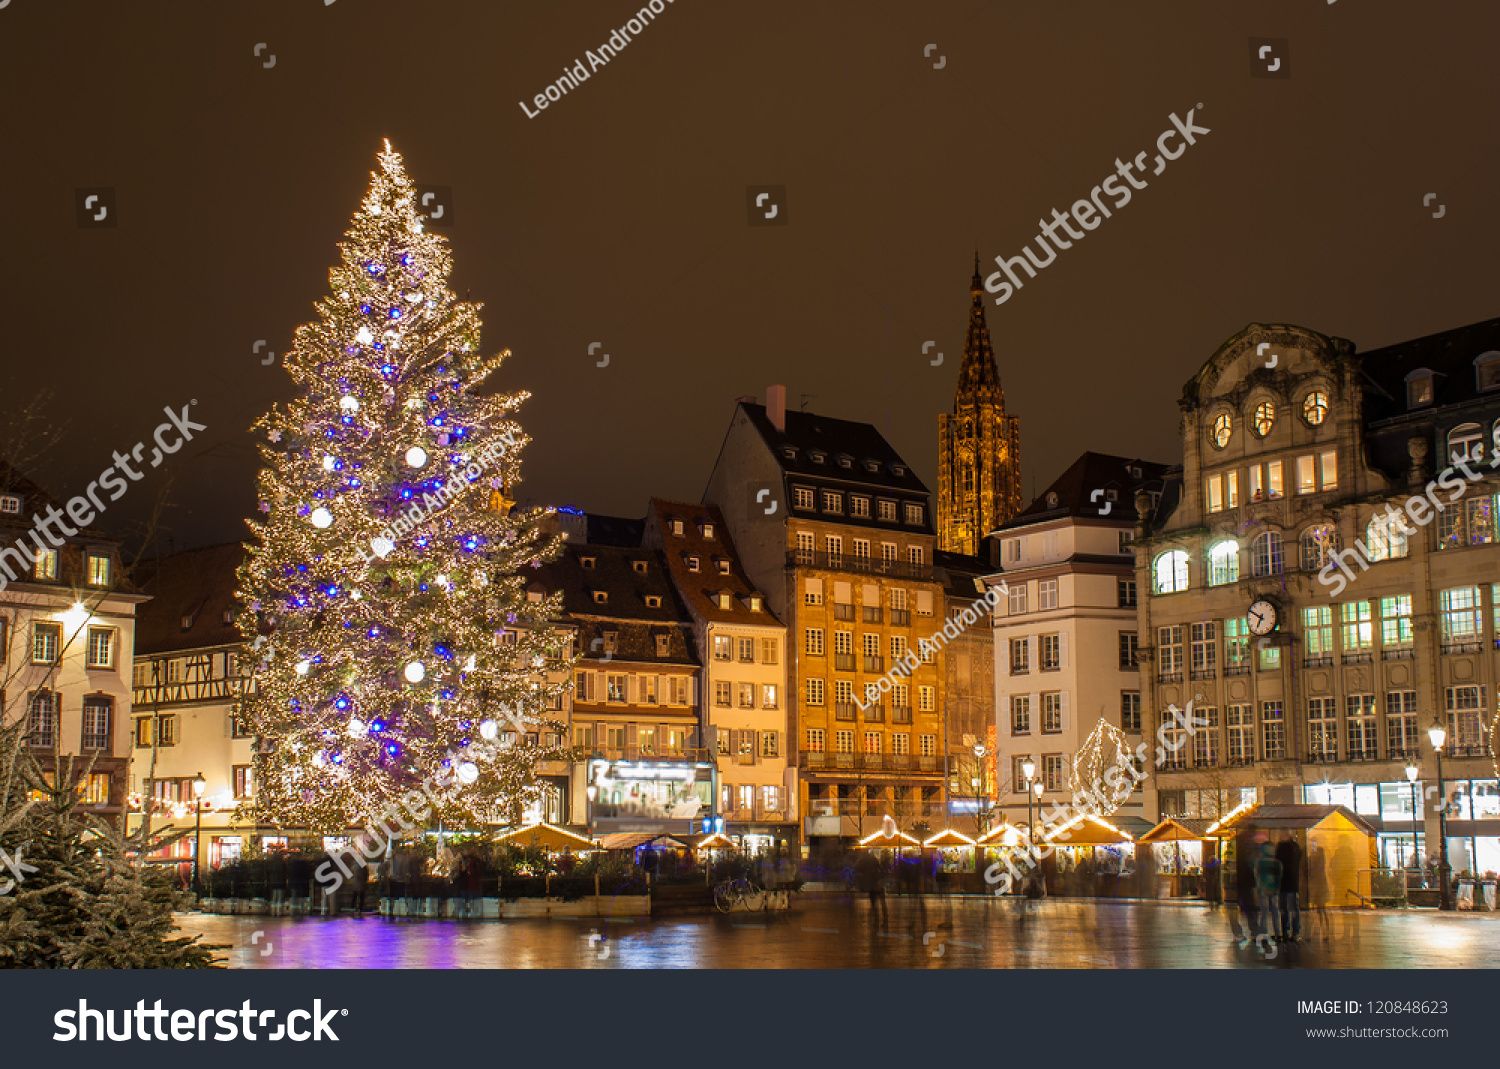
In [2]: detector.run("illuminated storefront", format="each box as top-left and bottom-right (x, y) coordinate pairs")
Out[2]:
(1304, 778), (1500, 874)
(587, 758), (715, 834)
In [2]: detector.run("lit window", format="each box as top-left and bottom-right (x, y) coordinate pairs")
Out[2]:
(822, 491), (844, 513)
(792, 487), (814, 510)
(1211, 412), (1232, 449)
(851, 496), (870, 518)
(1302, 390), (1328, 426)
(1319, 450), (1337, 490)
(1296, 455), (1317, 495)
(1250, 532), (1284, 577)
(1225, 471), (1239, 508)
(0, 494), (19, 514)
(1252, 400), (1276, 438)
(1206, 540), (1239, 586)
(87, 554), (111, 586)
(903, 503), (923, 525)
(1448, 423), (1484, 464)
(1206, 475), (1224, 513)
(1299, 524), (1340, 571)
(1152, 550), (1189, 594)
(877, 500), (897, 522)
(33, 549), (58, 580)
(1407, 370), (1434, 408)
(31, 622), (60, 664)
(1366, 512), (1411, 561)
(86, 627), (114, 669)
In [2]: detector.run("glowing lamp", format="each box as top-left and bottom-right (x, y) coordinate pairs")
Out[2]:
(294, 659), (311, 676)
(1021, 758), (1036, 782)
(403, 661), (426, 683)
(1405, 760), (1420, 784)
(309, 507), (333, 529)
(347, 717), (367, 739)
(456, 761), (479, 785)
(405, 446), (428, 468)
(479, 720), (498, 740)
(1428, 722), (1448, 752)
(339, 394), (360, 413)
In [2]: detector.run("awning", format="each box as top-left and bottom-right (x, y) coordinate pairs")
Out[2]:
(1043, 813), (1134, 846)
(922, 828), (977, 848)
(855, 827), (922, 849)
(1138, 817), (1216, 843)
(1210, 803), (1376, 836)
(493, 822), (598, 852)
(683, 832), (735, 852)
(596, 832), (689, 851)
(975, 822), (1027, 847)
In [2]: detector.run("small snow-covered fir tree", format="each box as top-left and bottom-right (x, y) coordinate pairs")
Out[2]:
(235, 142), (571, 833)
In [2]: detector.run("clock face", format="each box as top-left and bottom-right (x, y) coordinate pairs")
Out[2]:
(1247, 599), (1279, 636)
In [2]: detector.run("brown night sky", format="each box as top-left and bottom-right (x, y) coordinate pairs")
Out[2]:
(2, 0), (1498, 553)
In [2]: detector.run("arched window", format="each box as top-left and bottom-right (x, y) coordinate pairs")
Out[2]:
(1302, 390), (1329, 426)
(1300, 524), (1341, 571)
(1153, 550), (1190, 594)
(1252, 400), (1276, 438)
(1365, 512), (1411, 562)
(1250, 532), (1284, 578)
(1447, 422), (1484, 464)
(1210, 412), (1232, 449)
(1206, 540), (1240, 586)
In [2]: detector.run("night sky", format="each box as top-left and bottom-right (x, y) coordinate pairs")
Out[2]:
(3, 0), (1498, 556)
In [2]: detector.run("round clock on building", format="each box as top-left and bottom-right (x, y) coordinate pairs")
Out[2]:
(1247, 598), (1279, 636)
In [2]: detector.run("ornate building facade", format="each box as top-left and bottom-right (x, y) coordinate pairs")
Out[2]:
(937, 257), (1023, 555)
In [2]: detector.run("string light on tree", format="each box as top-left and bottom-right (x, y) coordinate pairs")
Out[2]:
(234, 140), (573, 832)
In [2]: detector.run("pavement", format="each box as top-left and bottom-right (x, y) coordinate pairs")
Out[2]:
(175, 894), (1500, 969)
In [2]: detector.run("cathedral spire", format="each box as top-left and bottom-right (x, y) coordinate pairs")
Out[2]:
(957, 253), (1001, 400)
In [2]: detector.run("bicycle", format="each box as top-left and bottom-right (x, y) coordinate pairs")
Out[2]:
(713, 877), (765, 914)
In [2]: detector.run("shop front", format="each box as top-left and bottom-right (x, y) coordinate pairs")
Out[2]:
(586, 757), (715, 836)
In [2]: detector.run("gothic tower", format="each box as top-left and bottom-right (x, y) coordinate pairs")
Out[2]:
(937, 255), (1023, 555)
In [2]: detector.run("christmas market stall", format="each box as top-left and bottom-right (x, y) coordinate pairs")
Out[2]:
(1209, 803), (1377, 909)
(854, 826), (922, 857)
(492, 822), (599, 856)
(922, 828), (977, 873)
(1041, 813), (1137, 896)
(1137, 817), (1217, 899)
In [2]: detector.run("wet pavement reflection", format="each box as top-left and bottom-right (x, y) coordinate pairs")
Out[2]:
(176, 895), (1500, 969)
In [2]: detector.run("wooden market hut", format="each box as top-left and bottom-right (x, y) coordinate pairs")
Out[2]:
(1209, 804), (1377, 909)
(493, 822), (599, 854)
(1138, 817), (1217, 899)
(1042, 813), (1137, 896)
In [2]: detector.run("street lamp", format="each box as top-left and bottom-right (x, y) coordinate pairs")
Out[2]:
(1405, 759), (1421, 879)
(585, 783), (597, 835)
(191, 772), (206, 895)
(1427, 722), (1454, 911)
(972, 743), (988, 836)
(1021, 757), (1036, 842)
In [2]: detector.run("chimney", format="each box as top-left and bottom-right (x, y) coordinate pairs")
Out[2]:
(766, 384), (787, 432)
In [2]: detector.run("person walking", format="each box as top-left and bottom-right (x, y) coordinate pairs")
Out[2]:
(1254, 841), (1283, 951)
(1274, 833), (1302, 943)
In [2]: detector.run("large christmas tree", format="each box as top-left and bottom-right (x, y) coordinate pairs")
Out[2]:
(236, 142), (571, 833)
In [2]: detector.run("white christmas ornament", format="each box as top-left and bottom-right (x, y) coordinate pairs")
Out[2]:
(347, 717), (367, 739)
(309, 507), (334, 529)
(295, 659), (311, 676)
(404, 661), (426, 683)
(356, 326), (374, 345)
(405, 446), (428, 468)
(370, 537), (395, 559)
(479, 720), (498, 740)
(322, 455), (337, 472)
(457, 761), (479, 785)
(462, 654), (477, 672)
(339, 394), (360, 413)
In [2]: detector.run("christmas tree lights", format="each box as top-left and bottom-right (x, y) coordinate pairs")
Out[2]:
(235, 141), (571, 833)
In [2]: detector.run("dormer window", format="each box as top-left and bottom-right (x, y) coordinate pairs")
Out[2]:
(782, 446), (798, 460)
(716, 559), (731, 575)
(699, 522), (715, 539)
(809, 450), (827, 464)
(837, 454), (853, 469)
(631, 560), (648, 574)
(686, 555), (700, 572)
(0, 494), (19, 515)
(793, 487), (814, 510)
(1447, 422), (1484, 465)
(602, 630), (618, 653)
(670, 518), (684, 536)
(864, 459), (880, 473)
(222, 610), (235, 626)
(821, 490), (844, 513)
(1407, 369), (1435, 408)
(1476, 352), (1500, 392)
(644, 594), (662, 608)
(579, 555), (597, 570)
(891, 463), (907, 477)
(747, 594), (763, 612)
(592, 590), (608, 604)
(180, 614), (194, 630)
(655, 634), (671, 657)
(1127, 465), (1142, 479)
(716, 592), (733, 610)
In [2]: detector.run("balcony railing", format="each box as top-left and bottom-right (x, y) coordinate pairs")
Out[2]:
(1304, 654), (1333, 668)
(799, 752), (944, 775)
(835, 653), (855, 671)
(891, 705), (913, 724)
(1226, 756), (1256, 767)
(834, 702), (857, 722)
(1224, 664), (1250, 677)
(1342, 651), (1373, 665)
(1382, 647), (1415, 661)
(1157, 671), (1183, 684)
(890, 609), (911, 626)
(1189, 668), (1217, 681)
(833, 604), (854, 621)
(1442, 640), (1484, 655)
(787, 550), (934, 581)
(862, 607), (883, 624)
(863, 655), (884, 673)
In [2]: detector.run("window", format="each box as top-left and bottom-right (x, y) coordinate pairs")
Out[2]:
(762, 683), (779, 709)
(1440, 585), (1483, 646)
(1444, 685), (1485, 754)
(1117, 578), (1136, 607)
(1307, 697), (1338, 761)
(1192, 706), (1219, 767)
(1435, 493), (1499, 549)
(1227, 704), (1254, 765)
(1206, 474), (1225, 513)
(877, 500), (897, 522)
(806, 728), (826, 753)
(793, 487), (814, 510)
(881, 543), (898, 568)
(1250, 531), (1284, 577)
(1379, 595), (1413, 649)
(919, 734), (936, 757)
(889, 635), (907, 662)
(1346, 694), (1377, 760)
(1118, 631), (1138, 670)
(1009, 638), (1030, 675)
(758, 731), (780, 759)
(761, 785), (783, 812)
(1011, 695), (1032, 735)
(573, 724), (594, 750)
(1211, 412), (1232, 449)
(1386, 691), (1419, 756)
(1206, 540), (1239, 586)
(1157, 625), (1183, 678)
(851, 496), (871, 518)
(86, 554), (111, 586)
(907, 546), (924, 567)
(716, 559), (731, 576)
(917, 686), (934, 712)
(33, 548), (58, 580)
(806, 678), (825, 706)
(1121, 691), (1141, 733)
(1407, 370), (1435, 408)
(1248, 460), (1283, 501)
(1038, 579), (1058, 610)
(1320, 451), (1338, 491)
(761, 638), (778, 664)
(1008, 584), (1028, 615)
(713, 635), (732, 662)
(646, 595), (663, 609)
(1189, 622), (1217, 676)
(1300, 524), (1339, 571)
(1366, 512), (1411, 561)
(1043, 755), (1065, 792)
(85, 626), (114, 668)
(670, 677), (689, 705)
(1041, 692), (1063, 734)
(1224, 617), (1249, 669)
(1478, 352), (1500, 392)
(794, 531), (815, 564)
(81, 698), (111, 750)
(1039, 634), (1060, 671)
(1303, 390), (1328, 426)
(863, 731), (882, 755)
(79, 774), (110, 806)
(1303, 606), (1333, 661)
(1252, 399), (1276, 437)
(1448, 422), (1485, 464)
(234, 765), (253, 800)
(731, 682), (750, 708)
(804, 627), (824, 656)
(1340, 601), (1373, 656)
(825, 535), (842, 566)
(1152, 550), (1189, 594)
(852, 538), (871, 564)
(27, 692), (58, 748)
(1258, 642), (1281, 671)
(834, 730), (853, 754)
(606, 674), (627, 702)
(1261, 701), (1286, 760)
(904, 503), (924, 525)
(1296, 454), (1317, 495)
(804, 578), (822, 606)
(737, 637), (755, 663)
(0, 494), (18, 514)
(32, 622), (60, 664)
(891, 733), (910, 755)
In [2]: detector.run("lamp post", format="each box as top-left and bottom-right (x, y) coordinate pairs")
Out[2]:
(191, 772), (206, 895)
(1428, 722), (1455, 911)
(973, 743), (989, 838)
(1405, 760), (1421, 881)
(1021, 757), (1036, 842)
(585, 784), (597, 837)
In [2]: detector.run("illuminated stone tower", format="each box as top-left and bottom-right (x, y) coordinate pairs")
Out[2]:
(937, 256), (1023, 554)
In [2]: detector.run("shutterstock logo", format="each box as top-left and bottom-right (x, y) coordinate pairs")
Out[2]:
(53, 1000), (345, 1042)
